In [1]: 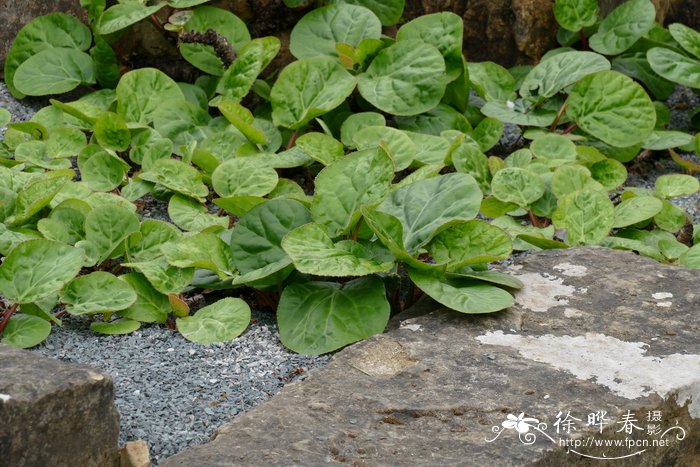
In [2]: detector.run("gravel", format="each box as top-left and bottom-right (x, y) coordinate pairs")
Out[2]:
(1, 79), (698, 464)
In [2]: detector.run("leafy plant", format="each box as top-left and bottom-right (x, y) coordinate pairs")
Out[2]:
(0, 0), (698, 354)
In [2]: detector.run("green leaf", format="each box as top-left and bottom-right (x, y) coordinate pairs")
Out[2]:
(669, 23), (700, 59)
(353, 126), (415, 171)
(217, 37), (280, 101)
(295, 132), (345, 166)
(93, 112), (130, 151)
(46, 127), (87, 158)
(376, 173), (482, 254)
(13, 48), (95, 96)
(90, 35), (120, 89)
(98, 2), (166, 34)
(408, 268), (514, 314)
(590, 159), (627, 190)
(117, 273), (170, 323)
(395, 103), (472, 135)
(480, 197), (519, 218)
(122, 257), (194, 295)
(480, 101), (557, 127)
(553, 0), (598, 32)
(654, 200), (688, 232)
(214, 196), (267, 217)
(77, 144), (129, 192)
(7, 172), (72, 227)
(358, 40), (446, 116)
(290, 3), (381, 59)
(168, 194), (229, 232)
(491, 167), (545, 208)
(552, 190), (614, 245)
(177, 297), (251, 344)
(152, 100), (211, 151)
(612, 195), (663, 228)
(520, 51), (610, 100)
(471, 117), (503, 152)
(446, 269), (524, 289)
(334, 0), (404, 26)
(340, 112), (386, 147)
(551, 165), (593, 198)
(566, 70), (655, 147)
(0, 108), (10, 127)
(589, 0), (655, 55)
(396, 12), (463, 81)
(642, 130), (694, 150)
(311, 148), (394, 237)
(655, 174), (700, 198)
(467, 61), (516, 103)
(647, 48), (700, 89)
(0, 239), (84, 304)
(14, 141), (72, 170)
(61, 271), (137, 315)
(128, 219), (182, 262)
(80, 204), (140, 265)
(162, 232), (234, 279)
(428, 220), (512, 269)
(211, 158), (278, 198)
(140, 158), (209, 202)
(90, 319), (141, 335)
(116, 68), (186, 125)
(1, 315), (52, 348)
(679, 245), (700, 269)
(600, 236), (663, 261)
(217, 100), (267, 145)
(612, 53), (675, 100)
(282, 223), (394, 276)
(4, 13), (92, 98)
(271, 57), (357, 129)
(445, 133), (490, 192)
(277, 277), (390, 355)
(180, 6), (250, 76)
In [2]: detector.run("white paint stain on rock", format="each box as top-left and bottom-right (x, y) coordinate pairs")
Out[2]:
(400, 323), (422, 332)
(652, 292), (673, 300)
(513, 273), (579, 312)
(553, 262), (588, 277)
(0, 394), (10, 402)
(476, 331), (700, 418)
(656, 302), (673, 308)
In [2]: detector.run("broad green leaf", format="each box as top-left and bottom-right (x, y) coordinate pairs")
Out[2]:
(376, 173), (482, 253)
(98, 2), (166, 34)
(0, 225), (42, 256)
(590, 159), (627, 190)
(211, 158), (278, 198)
(128, 219), (182, 262)
(491, 167), (545, 207)
(505, 149), (533, 168)
(282, 223), (394, 276)
(271, 57), (357, 129)
(669, 23), (700, 59)
(168, 194), (229, 232)
(77, 144), (129, 192)
(658, 238), (689, 260)
(554, 0), (598, 32)
(472, 118), (504, 152)
(4, 13), (92, 98)
(612, 53), (675, 100)
(334, 0), (404, 26)
(445, 133), (490, 192)
(217, 100), (267, 145)
(552, 190), (614, 245)
(358, 40), (446, 116)
(612, 196), (663, 228)
(290, 3), (381, 59)
(353, 126), (415, 171)
(140, 158), (209, 202)
(655, 174), (700, 198)
(91, 35), (120, 89)
(121, 180), (153, 202)
(647, 48), (700, 89)
(429, 220), (512, 269)
(117, 272), (170, 323)
(480, 197), (519, 218)
(46, 127), (87, 158)
(340, 112), (386, 147)
(81, 204), (140, 265)
(152, 99), (211, 150)
(90, 319), (141, 335)
(61, 272), (137, 315)
(7, 173), (72, 227)
(654, 200), (687, 232)
(230, 198), (311, 278)
(566, 71), (655, 147)
(679, 245), (700, 269)
(177, 297), (250, 344)
(13, 48), (95, 96)
(214, 196), (266, 217)
(116, 68), (186, 125)
(0, 239), (84, 304)
(447, 269), (524, 289)
(14, 141), (72, 170)
(162, 233), (234, 278)
(408, 268), (514, 314)
(520, 51), (610, 99)
(0, 109), (10, 127)
(551, 165), (593, 198)
(122, 257), (194, 295)
(129, 129), (172, 169)
(468, 61), (516, 103)
(531, 134), (578, 163)
(296, 132), (345, 166)
(94, 112), (130, 151)
(589, 0), (655, 55)
(601, 236), (664, 261)
(642, 130), (694, 150)
(396, 12), (463, 81)
(216, 37), (279, 101)
(180, 6), (250, 76)
(277, 277), (390, 355)
(311, 148), (394, 237)
(0, 188), (17, 223)
(405, 131), (450, 166)
(480, 101), (557, 127)
(1, 315), (52, 349)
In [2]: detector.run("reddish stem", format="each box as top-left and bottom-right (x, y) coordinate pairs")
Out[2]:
(528, 210), (542, 228)
(549, 103), (569, 132)
(54, 308), (68, 320)
(579, 30), (589, 50)
(562, 123), (578, 135)
(149, 14), (165, 33)
(286, 129), (300, 150)
(0, 303), (19, 334)
(351, 222), (361, 242)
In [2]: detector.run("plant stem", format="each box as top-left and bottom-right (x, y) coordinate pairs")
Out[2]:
(286, 129), (300, 150)
(562, 123), (578, 135)
(149, 14), (165, 33)
(0, 303), (19, 334)
(54, 308), (68, 320)
(351, 221), (361, 241)
(579, 30), (589, 50)
(528, 210), (541, 228)
(549, 103), (569, 132)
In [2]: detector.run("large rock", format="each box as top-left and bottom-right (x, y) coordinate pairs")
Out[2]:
(162, 247), (700, 466)
(0, 344), (120, 467)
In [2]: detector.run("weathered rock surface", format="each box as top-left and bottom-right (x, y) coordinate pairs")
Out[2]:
(162, 247), (700, 466)
(0, 344), (120, 467)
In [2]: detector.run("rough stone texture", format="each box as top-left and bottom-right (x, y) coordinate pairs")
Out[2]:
(119, 440), (151, 467)
(162, 247), (700, 466)
(0, 344), (120, 467)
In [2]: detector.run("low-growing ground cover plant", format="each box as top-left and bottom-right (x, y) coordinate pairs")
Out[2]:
(0, 0), (698, 353)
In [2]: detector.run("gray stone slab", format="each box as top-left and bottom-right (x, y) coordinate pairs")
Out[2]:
(0, 344), (120, 467)
(162, 247), (700, 466)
